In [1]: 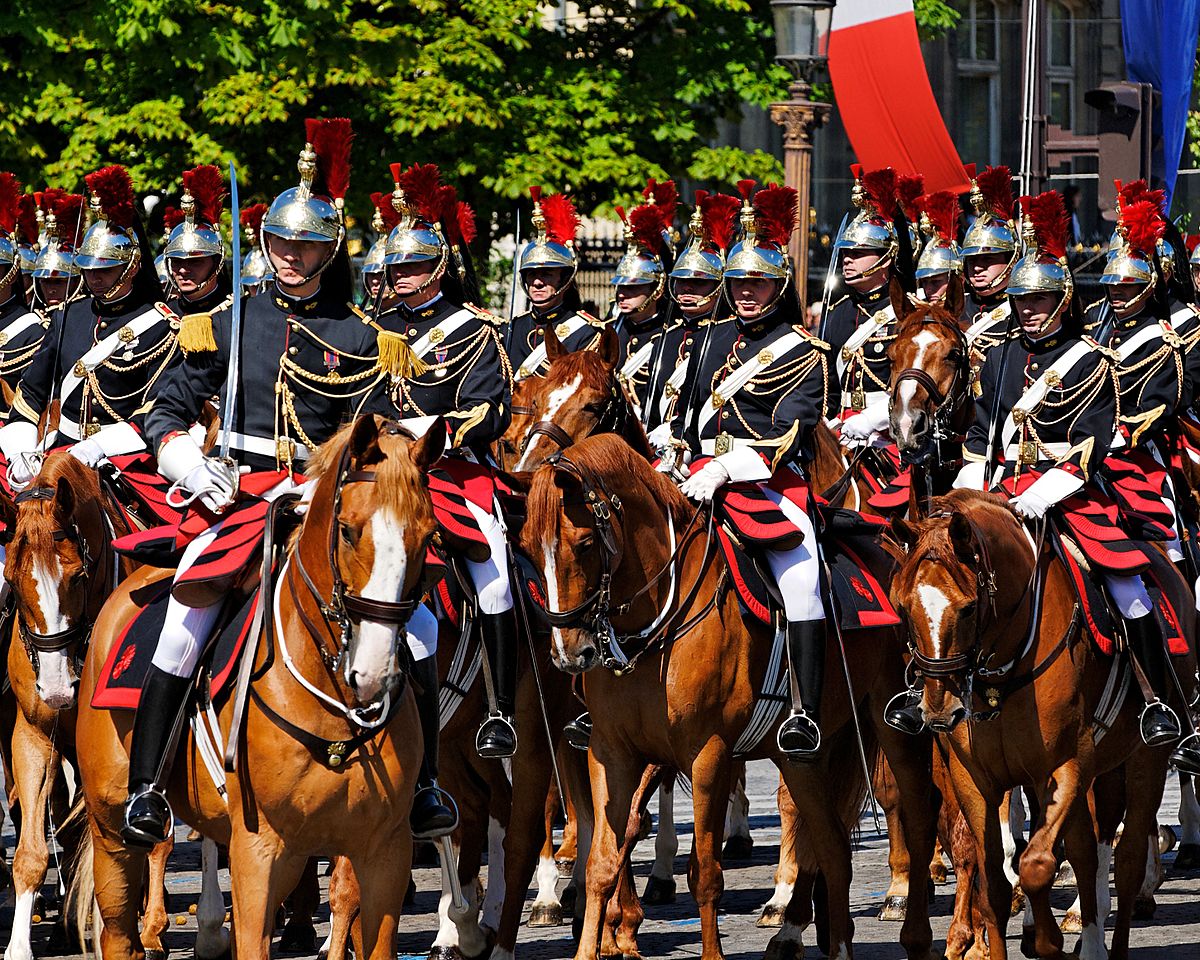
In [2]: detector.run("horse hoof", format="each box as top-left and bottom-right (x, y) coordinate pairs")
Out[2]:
(428, 947), (463, 960)
(642, 875), (676, 906)
(1133, 896), (1156, 921)
(1174, 842), (1200, 871)
(1053, 861), (1076, 888)
(877, 896), (907, 922)
(1159, 824), (1178, 855)
(279, 925), (318, 954)
(528, 903), (563, 927)
(723, 835), (754, 861)
(559, 884), (577, 915)
(756, 904), (785, 928)
(195, 947), (231, 960)
(555, 857), (575, 879)
(1020, 927), (1037, 959)
(1060, 911), (1082, 934)
(930, 863), (949, 885)
(763, 934), (802, 960)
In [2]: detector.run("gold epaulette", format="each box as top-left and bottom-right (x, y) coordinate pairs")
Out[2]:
(578, 310), (600, 324)
(376, 328), (429, 378)
(1084, 297), (1106, 315)
(1081, 335), (1120, 363)
(828, 294), (848, 310)
(178, 313), (218, 354)
(464, 302), (503, 327)
(794, 324), (830, 350)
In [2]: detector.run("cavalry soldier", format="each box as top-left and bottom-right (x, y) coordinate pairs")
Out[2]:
(645, 189), (740, 449)
(0, 175), (54, 402)
(360, 190), (401, 316)
(163, 166), (232, 320)
(121, 118), (390, 847)
(610, 180), (677, 422)
(0, 165), (180, 489)
(913, 190), (964, 312)
(672, 183), (834, 759)
(823, 165), (900, 448)
(365, 163), (517, 775)
(960, 166), (1018, 366)
(508, 188), (603, 380)
(239, 202), (274, 296)
(31, 191), (85, 312)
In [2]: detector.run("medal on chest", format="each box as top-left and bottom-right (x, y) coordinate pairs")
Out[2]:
(323, 350), (341, 380)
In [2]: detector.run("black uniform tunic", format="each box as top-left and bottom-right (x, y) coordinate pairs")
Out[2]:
(821, 286), (895, 415)
(0, 292), (51, 402)
(507, 304), (604, 380)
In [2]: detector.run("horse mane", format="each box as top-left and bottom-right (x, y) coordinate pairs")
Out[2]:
(525, 433), (692, 548)
(894, 298), (962, 340)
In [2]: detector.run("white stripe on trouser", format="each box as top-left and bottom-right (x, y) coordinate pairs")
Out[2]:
(462, 498), (514, 615)
(761, 486), (825, 623)
(1103, 574), (1154, 620)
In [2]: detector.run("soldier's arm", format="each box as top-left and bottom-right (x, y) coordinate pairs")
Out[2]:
(447, 326), (511, 449)
(144, 312), (228, 454)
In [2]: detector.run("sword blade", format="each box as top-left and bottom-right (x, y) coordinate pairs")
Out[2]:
(221, 161), (242, 461)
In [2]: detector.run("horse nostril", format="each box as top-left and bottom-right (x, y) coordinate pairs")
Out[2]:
(912, 410), (928, 435)
(578, 645), (597, 668)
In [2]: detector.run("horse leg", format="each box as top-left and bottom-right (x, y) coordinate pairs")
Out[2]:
(686, 741), (730, 960)
(481, 815), (506, 935)
(1002, 789), (1028, 915)
(945, 812), (978, 960)
(278, 857), (319, 954)
(1109, 753), (1168, 960)
(320, 857), (360, 960)
(195, 837), (231, 960)
(948, 752), (1011, 960)
(1176, 775), (1200, 869)
(137, 835), (173, 960)
(875, 754), (912, 921)
(532, 791), (564, 926)
(89, 819), (150, 960)
(723, 761), (753, 860)
(5, 712), (61, 960)
(643, 779), (677, 905)
(351, 835), (413, 960)
(757, 775), (797, 927)
(1055, 791), (1106, 960)
(226, 830), (306, 960)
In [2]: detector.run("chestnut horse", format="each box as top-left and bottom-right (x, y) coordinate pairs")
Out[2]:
(519, 434), (941, 960)
(890, 489), (1196, 959)
(71, 415), (441, 960)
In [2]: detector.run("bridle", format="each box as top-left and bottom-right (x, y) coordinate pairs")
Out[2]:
(892, 313), (973, 471)
(539, 452), (717, 674)
(514, 380), (632, 462)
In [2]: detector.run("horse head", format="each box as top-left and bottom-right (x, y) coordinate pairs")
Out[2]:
(303, 415), (444, 708)
(496, 375), (545, 470)
(517, 433), (692, 674)
(508, 327), (651, 472)
(887, 275), (970, 465)
(889, 489), (1035, 733)
(5, 453), (116, 710)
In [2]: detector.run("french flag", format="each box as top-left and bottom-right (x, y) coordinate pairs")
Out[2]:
(828, 0), (970, 192)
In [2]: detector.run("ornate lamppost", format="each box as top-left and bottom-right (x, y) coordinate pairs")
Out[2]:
(769, 0), (835, 307)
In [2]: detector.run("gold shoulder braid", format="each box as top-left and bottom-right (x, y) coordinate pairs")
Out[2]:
(376, 328), (430, 378)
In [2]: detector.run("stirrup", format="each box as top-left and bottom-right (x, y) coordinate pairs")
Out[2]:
(883, 688), (926, 735)
(1138, 699), (1181, 747)
(121, 786), (173, 849)
(564, 713), (592, 752)
(776, 710), (821, 760)
(1171, 732), (1200, 776)
(475, 712), (518, 759)
(411, 784), (460, 841)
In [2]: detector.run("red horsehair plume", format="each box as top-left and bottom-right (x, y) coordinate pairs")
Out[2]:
(162, 206), (185, 231)
(397, 163), (442, 221)
(1026, 191), (1069, 261)
(52, 193), (85, 245)
(1116, 178), (1166, 216)
(370, 191), (401, 233)
(455, 201), (476, 247)
(181, 164), (225, 226)
(528, 185), (542, 204)
(540, 193), (580, 245)
(962, 163), (977, 180)
(629, 203), (669, 253)
(753, 184), (798, 248)
(304, 118), (353, 201)
(736, 179), (756, 202)
(16, 194), (38, 243)
(434, 184), (462, 243)
(85, 165), (136, 229)
(975, 166), (1014, 220)
(1187, 235), (1200, 255)
(861, 168), (897, 218)
(642, 178), (678, 224)
(0, 172), (20, 233)
(919, 191), (960, 242)
(240, 202), (268, 241)
(895, 174), (925, 223)
(699, 191), (741, 252)
(1120, 198), (1166, 258)
(39, 187), (66, 218)
(849, 164), (863, 182)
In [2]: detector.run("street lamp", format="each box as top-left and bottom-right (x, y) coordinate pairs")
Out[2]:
(769, 0), (835, 308)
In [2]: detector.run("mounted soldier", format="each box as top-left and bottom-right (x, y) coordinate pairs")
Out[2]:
(121, 118), (384, 847)
(508, 188), (603, 381)
(32, 189), (86, 313)
(238, 202), (273, 297)
(669, 183), (834, 759)
(0, 165), (180, 489)
(360, 190), (400, 318)
(913, 190), (964, 313)
(364, 162), (518, 775)
(163, 165), (232, 322)
(960, 166), (1018, 368)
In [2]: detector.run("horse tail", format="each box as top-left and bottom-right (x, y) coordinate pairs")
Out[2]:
(791, 718), (879, 875)
(62, 797), (97, 959)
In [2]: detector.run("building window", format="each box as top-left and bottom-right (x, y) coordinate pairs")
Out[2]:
(956, 0), (999, 63)
(1050, 79), (1073, 128)
(1049, 2), (1074, 68)
(958, 74), (999, 165)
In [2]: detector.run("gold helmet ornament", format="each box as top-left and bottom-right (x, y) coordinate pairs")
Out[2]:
(611, 178), (678, 299)
(362, 189), (402, 284)
(670, 189), (741, 309)
(1006, 191), (1073, 336)
(961, 165), (1018, 295)
(261, 118), (353, 281)
(833, 165), (898, 279)
(239, 202), (273, 292)
(75, 165), (142, 301)
(518, 186), (580, 297)
(0, 172), (25, 291)
(164, 164), (226, 269)
(723, 180), (798, 317)
(155, 205), (182, 293)
(1100, 181), (1166, 317)
(914, 190), (962, 281)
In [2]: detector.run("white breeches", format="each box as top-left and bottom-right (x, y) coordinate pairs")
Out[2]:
(762, 487), (825, 623)
(408, 603), (439, 661)
(463, 498), (513, 615)
(1103, 574), (1154, 620)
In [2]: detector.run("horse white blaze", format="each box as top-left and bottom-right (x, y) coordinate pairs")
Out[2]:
(515, 374), (583, 470)
(544, 542), (569, 667)
(349, 511), (407, 701)
(916, 583), (951, 658)
(31, 555), (75, 709)
(895, 330), (938, 442)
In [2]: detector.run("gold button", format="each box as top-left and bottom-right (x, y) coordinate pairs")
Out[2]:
(685, 337), (693, 345)
(99, 321), (108, 330)
(402, 403), (410, 411)
(1030, 362), (1038, 371)
(288, 346), (298, 355)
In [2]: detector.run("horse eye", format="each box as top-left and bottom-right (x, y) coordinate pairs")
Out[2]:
(339, 522), (359, 546)
(947, 349), (962, 363)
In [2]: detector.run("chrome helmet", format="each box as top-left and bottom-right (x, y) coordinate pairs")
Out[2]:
(1006, 192), (1074, 336)
(164, 165), (226, 269)
(0, 172), (24, 290)
(237, 202), (272, 292)
(1099, 186), (1164, 320)
(75, 165), (142, 301)
(914, 190), (962, 281)
(960, 166), (1017, 258)
(382, 161), (447, 269)
(611, 179), (678, 295)
(833, 166), (897, 279)
(33, 192), (84, 281)
(670, 191), (739, 310)
(518, 187), (579, 296)
(722, 181), (797, 318)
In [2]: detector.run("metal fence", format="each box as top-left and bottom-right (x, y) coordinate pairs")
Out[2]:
(575, 238), (625, 316)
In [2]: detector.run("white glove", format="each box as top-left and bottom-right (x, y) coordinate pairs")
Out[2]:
(67, 421), (144, 467)
(840, 402), (891, 448)
(179, 459), (239, 514)
(1009, 466), (1083, 520)
(679, 460), (730, 502)
(655, 457), (690, 484)
(68, 437), (107, 468)
(1009, 487), (1051, 520)
(646, 422), (674, 455)
(7, 451), (42, 491)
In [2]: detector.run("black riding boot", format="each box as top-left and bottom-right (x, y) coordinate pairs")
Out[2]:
(1127, 614), (1181, 746)
(122, 666), (191, 848)
(884, 688), (926, 736)
(409, 655), (458, 839)
(564, 712), (592, 751)
(476, 609), (518, 758)
(776, 619), (825, 760)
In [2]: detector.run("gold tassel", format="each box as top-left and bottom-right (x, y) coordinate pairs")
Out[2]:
(178, 313), (218, 353)
(377, 329), (429, 378)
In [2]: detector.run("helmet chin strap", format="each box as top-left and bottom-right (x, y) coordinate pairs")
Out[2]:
(91, 248), (141, 304)
(969, 248), (1020, 299)
(520, 264), (578, 301)
(670, 278), (721, 310)
(385, 248), (448, 300)
(263, 230), (343, 289)
(1109, 279), (1155, 320)
(724, 274), (788, 321)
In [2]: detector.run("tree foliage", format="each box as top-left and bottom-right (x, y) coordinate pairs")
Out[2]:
(0, 0), (792, 244)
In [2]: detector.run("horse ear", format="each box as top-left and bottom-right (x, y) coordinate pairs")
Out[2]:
(348, 414), (384, 468)
(545, 323), (565, 362)
(412, 417), (446, 471)
(596, 326), (620, 368)
(497, 469), (533, 495)
(889, 274), (910, 324)
(55, 475), (75, 519)
(948, 511), (976, 564)
(891, 517), (918, 551)
(945, 272), (965, 321)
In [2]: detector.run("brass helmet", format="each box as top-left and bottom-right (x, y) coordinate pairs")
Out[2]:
(1100, 181), (1166, 316)
(914, 190), (962, 280)
(261, 118), (352, 277)
(75, 165), (143, 300)
(1006, 192), (1074, 335)
(382, 162), (476, 293)
(164, 165), (226, 268)
(833, 165), (898, 278)
(33, 191), (85, 282)
(518, 186), (579, 296)
(723, 181), (798, 317)
(611, 179), (678, 297)
(0, 172), (24, 290)
(363, 189), (401, 282)
(961, 166), (1018, 295)
(238, 202), (272, 291)
(671, 189), (740, 279)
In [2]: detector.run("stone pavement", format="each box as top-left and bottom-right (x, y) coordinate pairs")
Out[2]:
(3, 759), (1198, 958)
